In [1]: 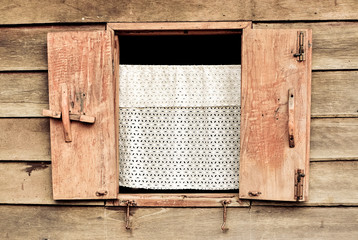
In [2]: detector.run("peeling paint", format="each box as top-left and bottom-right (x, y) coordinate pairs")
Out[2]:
(22, 162), (49, 176)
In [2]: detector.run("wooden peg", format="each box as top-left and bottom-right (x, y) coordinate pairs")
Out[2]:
(288, 89), (295, 148)
(42, 109), (61, 119)
(61, 83), (72, 142)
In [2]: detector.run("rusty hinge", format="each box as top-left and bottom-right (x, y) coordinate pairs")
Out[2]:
(293, 31), (305, 62)
(294, 169), (305, 201)
(124, 200), (136, 230)
(221, 200), (231, 232)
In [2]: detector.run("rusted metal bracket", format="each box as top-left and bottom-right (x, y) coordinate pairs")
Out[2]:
(124, 200), (136, 230)
(294, 169), (305, 201)
(293, 31), (305, 62)
(221, 200), (231, 232)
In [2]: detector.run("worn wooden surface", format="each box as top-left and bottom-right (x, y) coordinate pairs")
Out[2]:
(2, 71), (357, 118)
(1, 0), (358, 25)
(0, 25), (105, 71)
(0, 205), (358, 239)
(240, 29), (312, 201)
(1, 22), (357, 71)
(254, 22), (358, 70)
(47, 31), (117, 199)
(0, 162), (104, 205)
(1, 118), (356, 162)
(311, 71), (358, 117)
(0, 161), (357, 206)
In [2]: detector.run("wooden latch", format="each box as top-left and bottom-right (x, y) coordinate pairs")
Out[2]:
(42, 83), (96, 142)
(124, 200), (136, 230)
(293, 31), (305, 62)
(294, 169), (305, 201)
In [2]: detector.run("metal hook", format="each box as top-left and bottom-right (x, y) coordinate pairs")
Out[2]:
(125, 200), (136, 230)
(221, 200), (231, 232)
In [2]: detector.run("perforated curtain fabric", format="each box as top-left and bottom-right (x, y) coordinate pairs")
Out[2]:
(119, 65), (241, 190)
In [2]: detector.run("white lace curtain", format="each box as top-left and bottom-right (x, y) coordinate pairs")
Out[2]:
(119, 65), (241, 190)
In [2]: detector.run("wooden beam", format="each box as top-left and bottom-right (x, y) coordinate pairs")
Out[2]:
(0, 162), (104, 205)
(0, 25), (105, 71)
(1, 0), (358, 24)
(0, 205), (358, 239)
(254, 22), (358, 70)
(108, 22), (251, 30)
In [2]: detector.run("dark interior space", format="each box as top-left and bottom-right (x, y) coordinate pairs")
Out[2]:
(118, 33), (241, 65)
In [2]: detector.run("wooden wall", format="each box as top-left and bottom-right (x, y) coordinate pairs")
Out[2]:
(1, 1), (358, 239)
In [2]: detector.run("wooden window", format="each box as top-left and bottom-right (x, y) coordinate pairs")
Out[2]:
(45, 22), (311, 204)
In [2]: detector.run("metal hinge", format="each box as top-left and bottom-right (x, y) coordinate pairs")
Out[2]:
(124, 200), (136, 230)
(294, 169), (305, 201)
(293, 31), (305, 62)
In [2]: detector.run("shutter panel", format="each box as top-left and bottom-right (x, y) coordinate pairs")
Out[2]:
(240, 29), (312, 201)
(47, 31), (118, 199)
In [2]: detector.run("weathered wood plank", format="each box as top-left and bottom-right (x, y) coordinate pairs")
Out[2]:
(1, 118), (357, 161)
(0, 205), (358, 239)
(0, 25), (105, 71)
(0, 118), (50, 161)
(254, 22), (358, 70)
(252, 161), (358, 206)
(311, 71), (358, 117)
(310, 118), (358, 161)
(0, 162), (104, 205)
(0, 72), (48, 117)
(1, 0), (358, 25)
(2, 71), (358, 118)
(1, 161), (357, 206)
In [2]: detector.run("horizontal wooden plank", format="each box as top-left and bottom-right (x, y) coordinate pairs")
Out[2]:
(0, 25), (105, 71)
(1, 118), (356, 161)
(0, 162), (104, 205)
(0, 72), (48, 117)
(310, 118), (358, 161)
(254, 22), (358, 70)
(108, 193), (249, 207)
(2, 71), (358, 118)
(1, 161), (357, 206)
(1, 205), (358, 239)
(252, 161), (358, 206)
(312, 71), (358, 117)
(1, 0), (358, 25)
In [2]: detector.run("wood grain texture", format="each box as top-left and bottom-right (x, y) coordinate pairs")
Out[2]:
(0, 72), (48, 117)
(240, 29), (312, 201)
(311, 71), (358, 117)
(0, 25), (105, 71)
(310, 118), (358, 161)
(1, 0), (358, 25)
(47, 31), (117, 199)
(1, 118), (356, 162)
(1, 161), (357, 206)
(1, 205), (358, 239)
(0, 162), (104, 205)
(254, 22), (358, 70)
(2, 71), (357, 118)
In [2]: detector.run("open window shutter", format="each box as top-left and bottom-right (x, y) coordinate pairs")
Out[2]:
(46, 31), (118, 200)
(239, 29), (312, 201)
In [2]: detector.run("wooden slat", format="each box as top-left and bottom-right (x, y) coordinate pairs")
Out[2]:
(2, 71), (358, 118)
(254, 22), (358, 70)
(1, 161), (357, 206)
(310, 118), (358, 161)
(1, 0), (358, 25)
(47, 31), (117, 200)
(253, 161), (358, 206)
(240, 29), (312, 201)
(0, 162), (104, 205)
(0, 25), (105, 71)
(1, 118), (357, 162)
(1, 205), (358, 239)
(312, 71), (358, 118)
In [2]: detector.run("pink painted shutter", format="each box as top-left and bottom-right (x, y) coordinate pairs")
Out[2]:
(240, 29), (312, 201)
(47, 31), (118, 199)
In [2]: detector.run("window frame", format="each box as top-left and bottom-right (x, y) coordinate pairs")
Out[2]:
(106, 21), (251, 207)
